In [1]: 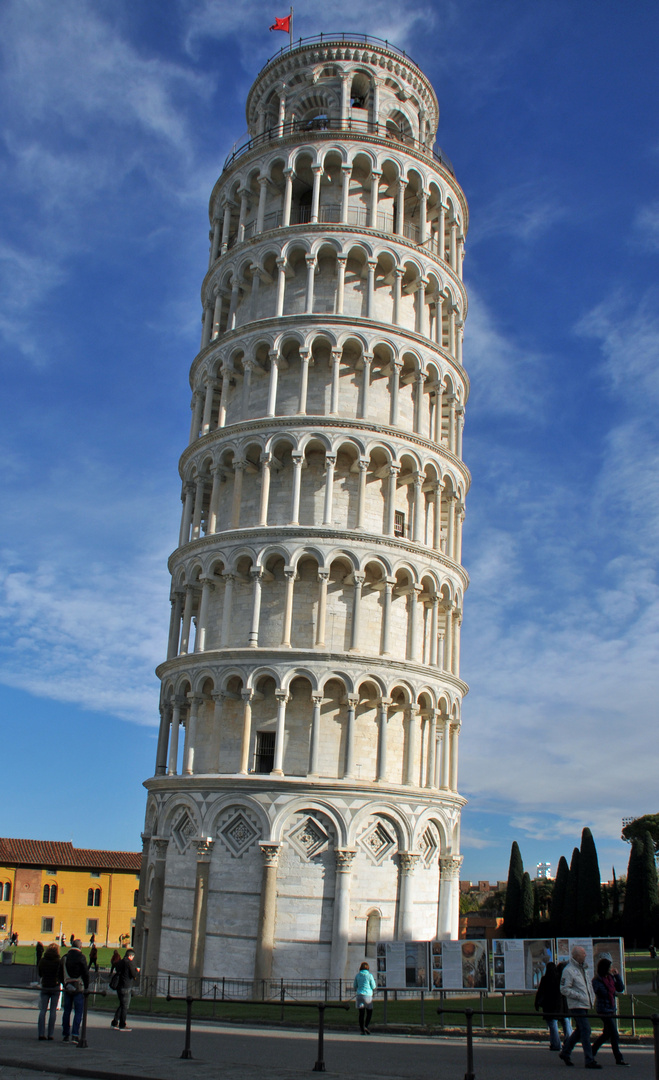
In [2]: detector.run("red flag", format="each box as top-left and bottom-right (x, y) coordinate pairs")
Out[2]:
(270, 16), (291, 32)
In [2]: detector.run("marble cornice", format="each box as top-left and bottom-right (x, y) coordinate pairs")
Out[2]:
(190, 313), (470, 396)
(155, 646), (469, 697)
(168, 523), (470, 588)
(179, 414), (472, 490)
(144, 771), (467, 810)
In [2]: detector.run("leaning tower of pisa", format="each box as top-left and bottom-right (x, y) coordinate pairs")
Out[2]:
(136, 34), (469, 986)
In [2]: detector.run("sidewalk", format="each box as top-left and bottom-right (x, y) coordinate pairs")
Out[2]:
(0, 987), (655, 1080)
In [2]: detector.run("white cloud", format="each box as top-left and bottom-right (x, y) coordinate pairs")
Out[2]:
(472, 184), (566, 244)
(634, 201), (659, 251)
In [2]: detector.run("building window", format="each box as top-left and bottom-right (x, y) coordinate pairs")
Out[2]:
(86, 919), (98, 935)
(254, 731), (275, 774)
(87, 888), (101, 906)
(41, 917), (53, 934)
(2, 883), (10, 902)
(394, 511), (405, 537)
(94, 888), (101, 906)
(365, 910), (381, 957)
(90, 871), (100, 879)
(46, 869), (56, 875)
(42, 884), (57, 904)
(0, 915), (6, 931)
(133, 889), (139, 906)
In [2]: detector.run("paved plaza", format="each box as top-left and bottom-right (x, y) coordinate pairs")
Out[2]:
(0, 988), (655, 1080)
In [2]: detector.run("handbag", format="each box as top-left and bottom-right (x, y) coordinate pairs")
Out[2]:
(109, 970), (120, 990)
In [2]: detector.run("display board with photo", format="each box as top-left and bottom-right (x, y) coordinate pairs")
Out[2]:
(432, 940), (489, 991)
(375, 941), (427, 988)
(491, 939), (553, 991)
(555, 937), (625, 987)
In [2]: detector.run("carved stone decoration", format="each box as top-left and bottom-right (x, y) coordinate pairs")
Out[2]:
(335, 849), (356, 872)
(259, 842), (281, 868)
(151, 837), (169, 861)
(287, 815), (330, 861)
(398, 851), (421, 875)
(439, 854), (464, 879)
(357, 819), (397, 866)
(171, 810), (197, 854)
(420, 826), (439, 867)
(196, 837), (215, 862)
(218, 811), (260, 858)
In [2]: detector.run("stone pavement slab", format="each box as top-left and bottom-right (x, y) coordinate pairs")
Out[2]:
(0, 988), (654, 1080)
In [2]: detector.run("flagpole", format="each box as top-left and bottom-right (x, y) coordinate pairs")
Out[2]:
(289, 6), (293, 49)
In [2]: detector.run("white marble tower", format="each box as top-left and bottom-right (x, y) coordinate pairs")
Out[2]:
(136, 34), (469, 987)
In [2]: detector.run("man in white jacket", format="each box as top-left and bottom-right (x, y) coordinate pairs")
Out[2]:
(559, 945), (601, 1069)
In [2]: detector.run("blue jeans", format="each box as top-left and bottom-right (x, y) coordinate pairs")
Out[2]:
(563, 1009), (593, 1063)
(38, 989), (60, 1038)
(62, 991), (84, 1038)
(547, 1016), (572, 1050)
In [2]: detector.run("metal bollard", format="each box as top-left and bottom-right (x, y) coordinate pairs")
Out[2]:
(313, 1003), (327, 1072)
(77, 993), (90, 1049)
(464, 1007), (475, 1080)
(181, 996), (193, 1059)
(652, 1014), (659, 1080)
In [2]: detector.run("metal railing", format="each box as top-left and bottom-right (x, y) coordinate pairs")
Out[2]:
(258, 33), (413, 75)
(222, 117), (454, 175)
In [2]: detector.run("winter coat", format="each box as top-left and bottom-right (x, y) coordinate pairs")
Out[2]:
(114, 956), (139, 990)
(353, 969), (377, 996)
(592, 972), (624, 1016)
(560, 957), (594, 1010)
(59, 948), (89, 990)
(534, 964), (566, 1018)
(38, 952), (61, 989)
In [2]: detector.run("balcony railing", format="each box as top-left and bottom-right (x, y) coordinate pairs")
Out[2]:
(222, 117), (454, 176)
(258, 33), (414, 75)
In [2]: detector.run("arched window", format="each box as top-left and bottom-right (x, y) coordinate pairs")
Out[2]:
(87, 888), (94, 906)
(133, 889), (139, 906)
(365, 910), (381, 957)
(2, 882), (10, 902)
(93, 888), (101, 907)
(43, 884), (50, 904)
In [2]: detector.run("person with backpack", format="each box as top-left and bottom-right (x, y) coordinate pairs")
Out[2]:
(59, 939), (89, 1043)
(110, 947), (139, 1031)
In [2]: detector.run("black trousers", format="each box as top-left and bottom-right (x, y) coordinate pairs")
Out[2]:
(113, 988), (132, 1028)
(592, 1016), (623, 1062)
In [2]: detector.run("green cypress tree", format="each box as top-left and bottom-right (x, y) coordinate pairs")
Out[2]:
(503, 841), (524, 937)
(611, 868), (620, 920)
(578, 827), (603, 932)
(563, 847), (580, 934)
(641, 830), (659, 939)
(623, 837), (643, 942)
(550, 855), (569, 932)
(519, 872), (534, 933)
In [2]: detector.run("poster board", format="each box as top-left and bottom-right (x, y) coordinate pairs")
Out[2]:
(430, 939), (489, 990)
(555, 937), (626, 988)
(492, 938), (553, 991)
(375, 941), (428, 988)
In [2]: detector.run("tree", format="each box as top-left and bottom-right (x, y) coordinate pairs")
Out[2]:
(641, 830), (659, 937)
(622, 814), (659, 855)
(611, 868), (620, 921)
(520, 872), (534, 932)
(623, 837), (644, 940)
(551, 855), (569, 931)
(503, 841), (524, 937)
(577, 827), (603, 931)
(563, 847), (580, 934)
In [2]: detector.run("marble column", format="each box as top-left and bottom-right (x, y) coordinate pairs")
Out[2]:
(258, 453), (272, 525)
(349, 571), (365, 651)
(271, 691), (289, 775)
(322, 454), (336, 525)
(398, 852), (420, 940)
(376, 698), (391, 781)
(155, 703), (171, 776)
(183, 695), (200, 775)
(381, 577), (395, 655)
(248, 567), (264, 647)
(281, 568), (296, 647)
(449, 723), (460, 791)
(437, 854), (463, 940)
(330, 850), (356, 979)
(143, 838), (169, 982)
(188, 838), (214, 993)
(239, 689), (254, 774)
(308, 692), (323, 775)
(405, 706), (420, 786)
(167, 703), (181, 775)
(425, 710), (437, 789)
(253, 844), (280, 983)
(220, 573), (235, 647)
(315, 569), (329, 647)
(343, 695), (358, 778)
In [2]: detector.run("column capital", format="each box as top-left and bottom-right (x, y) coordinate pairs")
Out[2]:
(311, 691), (324, 705)
(274, 689), (290, 704)
(222, 572), (236, 585)
(357, 457), (369, 472)
(259, 842), (281, 868)
(284, 567), (298, 582)
(399, 852), (421, 875)
(196, 837), (215, 862)
(305, 254), (317, 267)
(439, 854), (463, 879)
(324, 453), (336, 468)
(241, 688), (254, 704)
(352, 571), (366, 586)
(346, 694), (359, 708)
(152, 837), (169, 861)
(291, 451), (304, 465)
(335, 849), (356, 872)
(317, 568), (330, 582)
(311, 163), (323, 175)
(379, 696), (393, 709)
(250, 566), (264, 582)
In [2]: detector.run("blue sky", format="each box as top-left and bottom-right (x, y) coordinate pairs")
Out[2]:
(1, 0), (658, 884)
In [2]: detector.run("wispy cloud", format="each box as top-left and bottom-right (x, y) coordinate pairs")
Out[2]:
(634, 201), (659, 252)
(472, 183), (566, 244)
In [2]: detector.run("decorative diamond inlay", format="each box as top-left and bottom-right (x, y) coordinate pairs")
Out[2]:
(358, 820), (397, 866)
(219, 812), (259, 858)
(420, 827), (439, 867)
(288, 816), (330, 861)
(172, 810), (196, 854)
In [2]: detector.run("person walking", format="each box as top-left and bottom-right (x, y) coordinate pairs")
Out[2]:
(559, 945), (600, 1069)
(35, 941), (44, 966)
(534, 961), (572, 1051)
(59, 939), (89, 1043)
(88, 942), (98, 973)
(111, 947), (139, 1031)
(37, 943), (61, 1041)
(353, 961), (377, 1035)
(591, 955), (629, 1066)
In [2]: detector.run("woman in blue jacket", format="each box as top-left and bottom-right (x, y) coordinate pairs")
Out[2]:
(353, 962), (377, 1035)
(591, 955), (629, 1066)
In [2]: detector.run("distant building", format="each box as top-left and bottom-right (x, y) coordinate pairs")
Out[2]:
(536, 862), (552, 880)
(0, 838), (140, 946)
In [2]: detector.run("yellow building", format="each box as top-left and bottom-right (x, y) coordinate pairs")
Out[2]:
(0, 838), (140, 946)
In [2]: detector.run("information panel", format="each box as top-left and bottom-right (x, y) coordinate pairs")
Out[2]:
(492, 938), (553, 991)
(376, 941), (428, 988)
(430, 940), (489, 990)
(555, 937), (625, 987)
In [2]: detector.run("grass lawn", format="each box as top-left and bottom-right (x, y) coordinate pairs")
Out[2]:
(5, 944), (117, 968)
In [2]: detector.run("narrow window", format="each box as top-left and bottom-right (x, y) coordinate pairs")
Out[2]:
(43, 884), (50, 904)
(41, 917), (53, 934)
(93, 888), (101, 907)
(365, 911), (381, 957)
(394, 510), (405, 537)
(49, 884), (57, 904)
(133, 889), (139, 906)
(87, 888), (94, 906)
(2, 882), (9, 902)
(254, 731), (276, 773)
